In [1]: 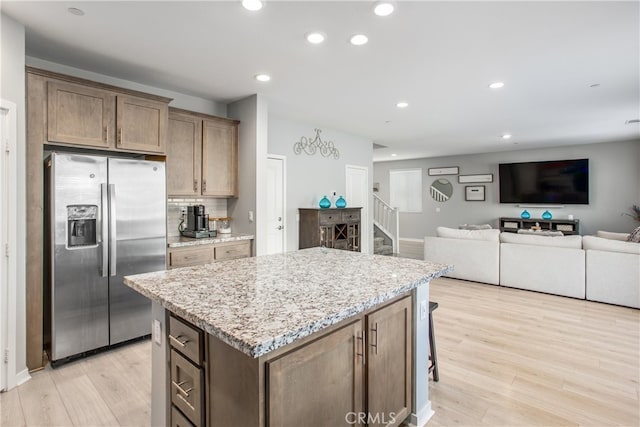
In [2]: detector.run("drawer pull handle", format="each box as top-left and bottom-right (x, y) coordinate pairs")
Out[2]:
(175, 392), (196, 411)
(169, 334), (189, 347)
(172, 380), (193, 397)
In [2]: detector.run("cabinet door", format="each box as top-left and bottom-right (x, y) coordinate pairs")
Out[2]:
(47, 80), (115, 148)
(201, 119), (238, 197)
(116, 95), (168, 154)
(268, 320), (365, 427)
(367, 297), (412, 427)
(167, 113), (202, 196)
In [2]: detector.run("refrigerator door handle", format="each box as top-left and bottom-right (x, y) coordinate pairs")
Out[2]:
(101, 183), (108, 277)
(108, 183), (117, 276)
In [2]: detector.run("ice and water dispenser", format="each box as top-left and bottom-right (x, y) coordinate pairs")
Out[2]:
(67, 205), (98, 247)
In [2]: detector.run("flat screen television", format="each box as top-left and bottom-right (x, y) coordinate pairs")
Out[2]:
(499, 159), (589, 204)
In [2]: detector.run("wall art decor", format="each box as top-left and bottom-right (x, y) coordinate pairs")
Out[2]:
(428, 166), (459, 176)
(465, 185), (486, 201)
(293, 128), (339, 159)
(458, 174), (493, 183)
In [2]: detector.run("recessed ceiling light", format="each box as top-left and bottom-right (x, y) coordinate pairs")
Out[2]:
(391, 153), (398, 157)
(489, 82), (505, 89)
(306, 32), (326, 44)
(255, 74), (271, 82)
(242, 0), (264, 11)
(349, 34), (369, 46)
(373, 1), (395, 16)
(396, 101), (408, 108)
(502, 134), (512, 140)
(67, 7), (85, 16)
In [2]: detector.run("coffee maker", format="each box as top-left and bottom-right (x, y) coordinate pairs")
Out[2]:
(181, 205), (217, 238)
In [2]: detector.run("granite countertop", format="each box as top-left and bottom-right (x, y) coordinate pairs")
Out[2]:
(124, 248), (452, 358)
(167, 233), (254, 248)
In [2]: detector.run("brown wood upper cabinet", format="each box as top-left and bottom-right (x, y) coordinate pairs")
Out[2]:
(167, 108), (239, 198)
(45, 75), (168, 154)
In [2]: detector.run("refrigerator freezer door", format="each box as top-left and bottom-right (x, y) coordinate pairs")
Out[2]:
(50, 153), (109, 360)
(108, 158), (167, 345)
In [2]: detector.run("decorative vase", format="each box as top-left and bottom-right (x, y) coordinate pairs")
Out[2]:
(319, 195), (331, 209)
(520, 209), (531, 219)
(335, 196), (347, 208)
(542, 210), (553, 220)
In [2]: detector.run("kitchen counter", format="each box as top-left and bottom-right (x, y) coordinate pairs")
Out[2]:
(124, 247), (451, 358)
(167, 232), (254, 248)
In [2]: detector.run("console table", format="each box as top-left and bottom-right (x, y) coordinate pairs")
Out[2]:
(299, 208), (361, 251)
(499, 217), (580, 235)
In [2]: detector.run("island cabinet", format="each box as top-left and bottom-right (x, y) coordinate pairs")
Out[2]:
(34, 68), (170, 154)
(191, 294), (411, 427)
(167, 108), (239, 198)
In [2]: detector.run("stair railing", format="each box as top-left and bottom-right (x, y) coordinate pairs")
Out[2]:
(373, 194), (400, 254)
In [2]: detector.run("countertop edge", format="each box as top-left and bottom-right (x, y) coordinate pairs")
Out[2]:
(124, 264), (452, 358)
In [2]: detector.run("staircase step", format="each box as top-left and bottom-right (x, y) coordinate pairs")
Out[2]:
(374, 244), (394, 256)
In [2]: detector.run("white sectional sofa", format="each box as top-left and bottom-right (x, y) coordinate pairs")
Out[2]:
(583, 233), (640, 309)
(499, 233), (586, 299)
(424, 227), (500, 285)
(424, 226), (640, 308)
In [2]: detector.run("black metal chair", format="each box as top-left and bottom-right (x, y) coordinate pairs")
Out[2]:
(428, 301), (439, 381)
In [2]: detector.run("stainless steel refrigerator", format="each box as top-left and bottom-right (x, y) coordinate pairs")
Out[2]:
(45, 152), (166, 364)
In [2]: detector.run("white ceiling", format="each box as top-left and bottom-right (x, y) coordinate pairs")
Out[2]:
(3, 1), (639, 161)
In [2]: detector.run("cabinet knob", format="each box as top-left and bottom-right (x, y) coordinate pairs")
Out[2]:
(202, 180), (207, 192)
(193, 179), (198, 192)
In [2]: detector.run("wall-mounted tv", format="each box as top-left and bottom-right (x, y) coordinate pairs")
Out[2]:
(499, 159), (589, 204)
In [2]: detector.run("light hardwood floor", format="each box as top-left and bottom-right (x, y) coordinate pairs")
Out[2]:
(1, 277), (638, 427)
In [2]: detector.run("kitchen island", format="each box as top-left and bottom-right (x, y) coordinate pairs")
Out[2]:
(124, 248), (451, 427)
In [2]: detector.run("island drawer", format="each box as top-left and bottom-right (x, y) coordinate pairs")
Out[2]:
(171, 406), (195, 427)
(214, 241), (251, 260)
(170, 349), (204, 427)
(169, 315), (203, 365)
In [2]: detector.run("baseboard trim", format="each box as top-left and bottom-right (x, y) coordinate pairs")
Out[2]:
(15, 368), (31, 387)
(406, 401), (434, 427)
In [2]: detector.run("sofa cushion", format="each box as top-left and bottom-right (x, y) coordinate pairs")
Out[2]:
(458, 223), (492, 230)
(595, 230), (630, 241)
(500, 232), (583, 249)
(517, 229), (564, 237)
(583, 235), (640, 255)
(628, 225), (640, 243)
(436, 226), (500, 242)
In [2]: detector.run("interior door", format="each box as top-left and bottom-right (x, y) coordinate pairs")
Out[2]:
(108, 158), (166, 345)
(266, 156), (286, 254)
(0, 104), (7, 390)
(346, 165), (369, 254)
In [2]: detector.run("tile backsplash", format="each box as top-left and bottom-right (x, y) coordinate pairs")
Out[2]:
(167, 198), (227, 237)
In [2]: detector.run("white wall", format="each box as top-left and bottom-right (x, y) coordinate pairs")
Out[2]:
(374, 140), (640, 237)
(268, 117), (374, 253)
(0, 12), (29, 386)
(227, 95), (269, 255)
(25, 56), (227, 117)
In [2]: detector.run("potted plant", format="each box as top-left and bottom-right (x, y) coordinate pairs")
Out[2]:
(624, 204), (640, 222)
